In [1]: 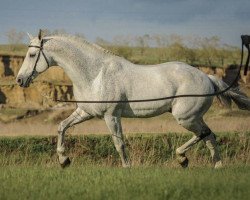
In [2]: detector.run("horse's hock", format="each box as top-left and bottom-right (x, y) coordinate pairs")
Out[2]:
(0, 54), (248, 109)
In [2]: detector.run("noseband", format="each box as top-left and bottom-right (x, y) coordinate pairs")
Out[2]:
(28, 39), (50, 79)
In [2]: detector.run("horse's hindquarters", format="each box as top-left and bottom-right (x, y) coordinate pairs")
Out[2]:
(172, 96), (213, 124)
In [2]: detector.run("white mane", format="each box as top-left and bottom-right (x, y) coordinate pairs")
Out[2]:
(45, 34), (115, 56)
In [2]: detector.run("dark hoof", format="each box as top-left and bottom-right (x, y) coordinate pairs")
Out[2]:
(180, 157), (189, 168)
(177, 155), (189, 168)
(60, 157), (71, 168)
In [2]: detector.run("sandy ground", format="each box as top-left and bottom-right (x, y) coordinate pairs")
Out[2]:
(1, 113), (249, 136)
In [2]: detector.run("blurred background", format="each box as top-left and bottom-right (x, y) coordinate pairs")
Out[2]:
(0, 0), (249, 136)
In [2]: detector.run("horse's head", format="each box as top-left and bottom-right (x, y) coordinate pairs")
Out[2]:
(16, 29), (51, 87)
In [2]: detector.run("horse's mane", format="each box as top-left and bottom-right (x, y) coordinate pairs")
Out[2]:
(46, 33), (115, 56)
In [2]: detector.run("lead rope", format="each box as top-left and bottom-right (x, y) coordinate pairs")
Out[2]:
(53, 35), (249, 104)
(242, 36), (250, 76)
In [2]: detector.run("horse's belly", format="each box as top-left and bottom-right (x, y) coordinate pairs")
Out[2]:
(121, 101), (172, 118)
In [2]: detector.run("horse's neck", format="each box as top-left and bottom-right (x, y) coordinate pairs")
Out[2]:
(49, 38), (104, 90)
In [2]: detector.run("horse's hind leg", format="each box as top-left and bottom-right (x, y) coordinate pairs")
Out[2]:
(104, 114), (130, 168)
(57, 108), (92, 168)
(202, 131), (222, 169)
(176, 134), (201, 168)
(175, 119), (221, 168)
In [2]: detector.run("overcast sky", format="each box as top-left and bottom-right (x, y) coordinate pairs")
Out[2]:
(0, 0), (249, 46)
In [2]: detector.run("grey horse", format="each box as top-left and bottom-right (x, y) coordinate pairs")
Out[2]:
(17, 31), (250, 168)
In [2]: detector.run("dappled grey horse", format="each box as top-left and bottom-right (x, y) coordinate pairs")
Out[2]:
(17, 31), (250, 168)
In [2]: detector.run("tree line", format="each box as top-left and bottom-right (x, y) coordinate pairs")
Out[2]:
(4, 29), (241, 67)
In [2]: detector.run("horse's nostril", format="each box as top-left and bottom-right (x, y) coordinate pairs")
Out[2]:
(17, 78), (23, 85)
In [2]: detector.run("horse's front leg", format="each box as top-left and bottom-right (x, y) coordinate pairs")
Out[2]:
(104, 114), (130, 168)
(57, 107), (92, 168)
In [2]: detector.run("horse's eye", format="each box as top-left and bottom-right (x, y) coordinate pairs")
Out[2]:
(29, 53), (36, 58)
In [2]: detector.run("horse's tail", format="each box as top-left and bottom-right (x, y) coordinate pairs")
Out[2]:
(208, 75), (250, 110)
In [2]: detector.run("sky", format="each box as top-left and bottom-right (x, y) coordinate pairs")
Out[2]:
(0, 0), (249, 47)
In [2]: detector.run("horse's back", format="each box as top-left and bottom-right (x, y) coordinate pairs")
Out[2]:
(124, 61), (213, 95)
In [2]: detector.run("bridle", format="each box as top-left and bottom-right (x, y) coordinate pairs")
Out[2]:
(27, 39), (50, 83)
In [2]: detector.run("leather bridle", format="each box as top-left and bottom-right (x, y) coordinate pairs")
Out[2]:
(27, 39), (50, 83)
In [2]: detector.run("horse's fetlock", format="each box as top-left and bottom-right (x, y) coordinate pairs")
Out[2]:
(176, 148), (184, 156)
(57, 146), (65, 154)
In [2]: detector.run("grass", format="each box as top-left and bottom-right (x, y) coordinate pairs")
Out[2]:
(0, 165), (249, 200)
(0, 133), (249, 199)
(0, 132), (249, 167)
(0, 44), (27, 56)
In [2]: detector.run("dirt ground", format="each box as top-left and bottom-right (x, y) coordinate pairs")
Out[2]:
(0, 106), (249, 136)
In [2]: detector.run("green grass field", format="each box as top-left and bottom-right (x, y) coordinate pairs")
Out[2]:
(0, 133), (249, 200)
(0, 165), (249, 200)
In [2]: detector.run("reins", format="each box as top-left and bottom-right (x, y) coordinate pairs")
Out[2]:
(33, 35), (250, 104)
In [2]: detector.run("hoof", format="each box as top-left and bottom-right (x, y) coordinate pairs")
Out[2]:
(122, 164), (131, 168)
(177, 155), (189, 168)
(214, 161), (223, 169)
(60, 157), (71, 168)
(180, 157), (189, 168)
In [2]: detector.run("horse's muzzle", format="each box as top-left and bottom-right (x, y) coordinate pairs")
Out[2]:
(16, 75), (32, 87)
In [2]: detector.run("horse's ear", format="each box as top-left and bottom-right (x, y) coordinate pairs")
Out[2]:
(42, 38), (52, 44)
(27, 32), (33, 40)
(38, 29), (42, 40)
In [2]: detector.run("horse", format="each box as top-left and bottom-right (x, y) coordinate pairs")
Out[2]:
(17, 30), (250, 169)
